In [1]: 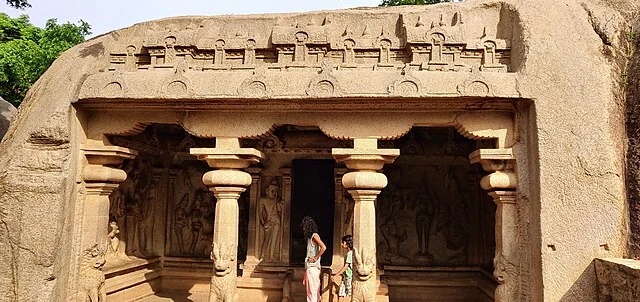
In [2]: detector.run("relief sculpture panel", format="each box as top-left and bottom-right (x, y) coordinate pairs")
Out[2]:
(167, 164), (216, 257)
(376, 128), (495, 268)
(108, 124), (251, 261)
(108, 157), (160, 262)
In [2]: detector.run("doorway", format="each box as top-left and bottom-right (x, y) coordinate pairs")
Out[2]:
(290, 159), (335, 266)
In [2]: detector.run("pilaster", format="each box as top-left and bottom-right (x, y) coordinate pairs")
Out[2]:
(244, 167), (262, 274)
(280, 168), (292, 264)
(81, 145), (137, 251)
(469, 148), (518, 302)
(331, 168), (348, 272)
(79, 144), (137, 302)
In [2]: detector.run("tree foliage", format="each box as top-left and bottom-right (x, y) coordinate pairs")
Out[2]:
(0, 13), (90, 106)
(5, 0), (30, 9)
(380, 0), (451, 6)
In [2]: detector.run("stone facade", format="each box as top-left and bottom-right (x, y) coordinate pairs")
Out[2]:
(0, 0), (638, 301)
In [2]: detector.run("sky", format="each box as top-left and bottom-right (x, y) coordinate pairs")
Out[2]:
(2, 0), (384, 38)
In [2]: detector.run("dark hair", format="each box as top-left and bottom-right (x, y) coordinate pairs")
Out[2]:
(341, 235), (353, 250)
(301, 215), (319, 239)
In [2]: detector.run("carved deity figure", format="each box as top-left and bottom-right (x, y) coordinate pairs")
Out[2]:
(259, 179), (283, 262)
(105, 220), (129, 265)
(380, 189), (411, 264)
(343, 192), (354, 235)
(109, 158), (158, 259)
(414, 188), (435, 262)
(174, 169), (194, 254)
(137, 172), (157, 257)
(192, 190), (215, 256)
(107, 221), (120, 254)
(435, 166), (469, 261)
(171, 167), (216, 257)
(77, 244), (107, 302)
(109, 161), (134, 258)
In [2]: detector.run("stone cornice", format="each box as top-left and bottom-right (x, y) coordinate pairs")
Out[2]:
(77, 67), (520, 105)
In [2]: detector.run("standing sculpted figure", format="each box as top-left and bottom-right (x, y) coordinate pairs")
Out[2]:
(259, 179), (283, 262)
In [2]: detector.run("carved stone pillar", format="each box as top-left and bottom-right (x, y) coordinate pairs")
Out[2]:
(244, 167), (262, 273)
(331, 168), (348, 272)
(333, 138), (399, 302)
(191, 138), (263, 302)
(79, 144), (137, 301)
(81, 145), (137, 250)
(469, 148), (518, 302)
(280, 168), (292, 264)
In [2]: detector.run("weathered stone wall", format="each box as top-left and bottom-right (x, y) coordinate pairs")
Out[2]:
(624, 3), (640, 258)
(509, 0), (632, 301)
(0, 1), (637, 301)
(595, 258), (640, 301)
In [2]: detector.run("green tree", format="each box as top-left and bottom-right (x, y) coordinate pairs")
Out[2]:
(0, 13), (90, 106)
(5, 0), (30, 9)
(380, 0), (451, 6)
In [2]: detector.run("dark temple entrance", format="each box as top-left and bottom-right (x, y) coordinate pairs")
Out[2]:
(290, 159), (336, 266)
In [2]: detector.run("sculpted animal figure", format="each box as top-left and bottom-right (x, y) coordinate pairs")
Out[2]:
(351, 246), (377, 302)
(209, 242), (237, 302)
(493, 253), (519, 302)
(77, 244), (107, 302)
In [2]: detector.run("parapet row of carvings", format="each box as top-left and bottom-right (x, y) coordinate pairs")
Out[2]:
(108, 12), (510, 73)
(79, 63), (520, 100)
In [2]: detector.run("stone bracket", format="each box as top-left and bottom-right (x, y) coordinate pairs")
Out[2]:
(81, 145), (137, 194)
(333, 138), (400, 171)
(190, 138), (264, 169)
(470, 148), (516, 190)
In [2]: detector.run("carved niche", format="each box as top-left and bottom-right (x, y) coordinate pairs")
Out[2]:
(376, 128), (496, 268)
(167, 163), (217, 257)
(108, 157), (161, 260)
(108, 124), (251, 261)
(257, 176), (285, 263)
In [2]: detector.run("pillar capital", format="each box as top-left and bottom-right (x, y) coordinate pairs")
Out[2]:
(342, 171), (388, 191)
(83, 145), (138, 166)
(470, 148), (517, 191)
(190, 137), (263, 169)
(333, 138), (399, 171)
(202, 169), (252, 188)
(211, 186), (247, 200)
(469, 148), (515, 172)
(81, 144), (137, 195)
(489, 190), (518, 205)
(347, 189), (384, 202)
